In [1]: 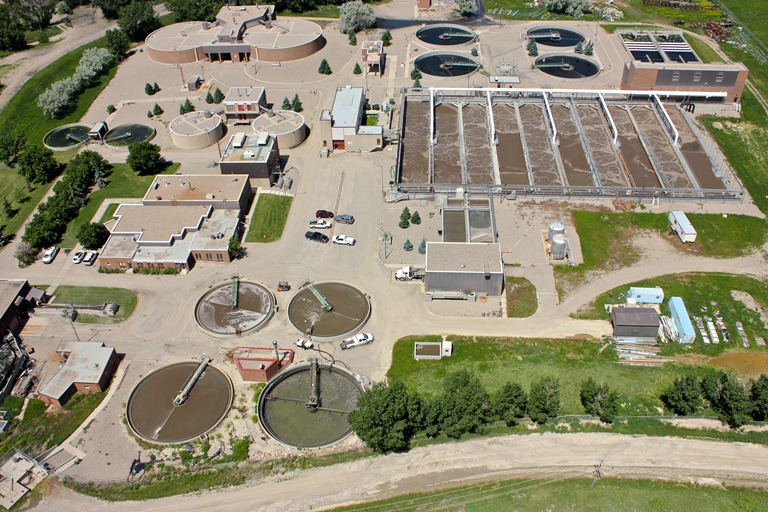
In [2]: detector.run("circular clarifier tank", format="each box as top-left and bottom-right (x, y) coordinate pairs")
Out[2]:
(287, 282), (371, 340)
(414, 51), (480, 77)
(43, 124), (89, 151)
(104, 123), (156, 148)
(195, 281), (275, 336)
(126, 362), (233, 444)
(258, 362), (363, 448)
(416, 24), (476, 46)
(527, 27), (586, 47)
(535, 54), (599, 79)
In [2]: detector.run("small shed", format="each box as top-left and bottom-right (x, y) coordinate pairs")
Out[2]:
(669, 296), (696, 344)
(232, 346), (294, 382)
(187, 75), (202, 92)
(88, 122), (108, 142)
(669, 211), (696, 243)
(627, 286), (664, 304)
(610, 307), (660, 339)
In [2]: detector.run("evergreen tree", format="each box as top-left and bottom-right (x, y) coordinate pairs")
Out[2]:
(205, 91), (214, 104)
(382, 30), (392, 47)
(413, 79), (422, 89)
(282, 97), (292, 110)
(410, 68), (422, 80)
(291, 94), (303, 113)
(575, 41), (584, 54)
(318, 59), (332, 75)
(403, 239), (413, 251)
(147, 110), (153, 118)
(144, 82), (154, 95)
(493, 382), (528, 426)
(584, 40), (594, 56)
(153, 103), (164, 116)
(662, 374), (703, 416)
(152, 82), (160, 94)
(418, 239), (426, 255)
(580, 378), (621, 423)
(349, 31), (357, 46)
(751, 374), (768, 421)
(471, 47), (478, 56)
(213, 88), (225, 103)
(411, 211), (421, 225)
(353, 62), (362, 75)
(399, 217), (410, 229)
(528, 376), (560, 424)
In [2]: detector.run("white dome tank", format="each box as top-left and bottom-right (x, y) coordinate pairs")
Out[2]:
(548, 221), (565, 241)
(550, 234), (567, 260)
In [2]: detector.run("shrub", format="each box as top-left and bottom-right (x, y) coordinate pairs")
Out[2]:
(106, 104), (116, 114)
(382, 30), (392, 47)
(471, 47), (478, 56)
(410, 69), (422, 80)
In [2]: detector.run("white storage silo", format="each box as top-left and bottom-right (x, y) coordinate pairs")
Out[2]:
(547, 221), (565, 241)
(550, 234), (567, 260)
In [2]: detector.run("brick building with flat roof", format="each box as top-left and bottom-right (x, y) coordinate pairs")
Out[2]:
(38, 342), (118, 407)
(99, 175), (252, 272)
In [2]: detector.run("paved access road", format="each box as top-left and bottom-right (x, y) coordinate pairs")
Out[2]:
(32, 432), (768, 511)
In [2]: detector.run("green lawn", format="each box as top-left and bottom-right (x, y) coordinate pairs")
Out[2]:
(684, 33), (722, 63)
(574, 272), (768, 355)
(280, 5), (340, 18)
(60, 162), (180, 248)
(387, 336), (715, 416)
(330, 477), (768, 512)
(98, 203), (119, 224)
(245, 194), (292, 243)
(505, 277), (537, 318)
(0, 167), (53, 236)
(0, 36), (116, 147)
(554, 211), (768, 298)
(0, 393), (105, 456)
(52, 285), (138, 324)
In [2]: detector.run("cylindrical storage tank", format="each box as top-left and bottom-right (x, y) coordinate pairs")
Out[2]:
(284, 177), (293, 190)
(548, 221), (565, 241)
(550, 234), (567, 260)
(252, 110), (307, 149)
(276, 176), (284, 189)
(169, 111), (225, 150)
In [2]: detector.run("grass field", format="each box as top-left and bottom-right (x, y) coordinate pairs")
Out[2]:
(59, 162), (180, 248)
(554, 211), (768, 297)
(0, 167), (53, 236)
(245, 194), (292, 243)
(505, 277), (537, 318)
(386, 336), (717, 416)
(330, 477), (768, 511)
(280, 5), (340, 18)
(574, 272), (768, 355)
(52, 285), (138, 324)
(0, 36), (115, 147)
(484, 0), (600, 20)
(0, 393), (104, 456)
(98, 203), (119, 224)
(684, 33), (722, 63)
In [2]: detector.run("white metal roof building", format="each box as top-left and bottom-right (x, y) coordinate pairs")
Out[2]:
(425, 243), (504, 296)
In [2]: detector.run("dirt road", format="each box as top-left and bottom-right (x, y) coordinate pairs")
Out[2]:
(31, 432), (768, 511)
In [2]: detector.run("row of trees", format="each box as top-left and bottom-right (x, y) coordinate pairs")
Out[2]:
(281, 94), (303, 113)
(18, 150), (110, 259)
(37, 47), (114, 118)
(348, 370), (564, 454)
(662, 370), (768, 428)
(545, 0), (593, 17)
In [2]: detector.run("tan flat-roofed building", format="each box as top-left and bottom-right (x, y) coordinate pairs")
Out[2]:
(425, 242), (504, 296)
(224, 87), (266, 121)
(38, 342), (118, 407)
(220, 132), (281, 181)
(143, 174), (251, 211)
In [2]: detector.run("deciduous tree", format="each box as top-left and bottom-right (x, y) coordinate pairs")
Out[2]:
(662, 374), (702, 416)
(118, 1), (160, 41)
(528, 376), (560, 424)
(339, 1), (375, 35)
(580, 377), (620, 423)
(18, 146), (58, 184)
(77, 222), (110, 249)
(492, 381), (528, 426)
(126, 141), (161, 175)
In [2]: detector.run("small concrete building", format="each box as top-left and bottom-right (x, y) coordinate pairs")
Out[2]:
(361, 40), (384, 76)
(425, 243), (504, 296)
(0, 449), (49, 510)
(414, 340), (453, 360)
(669, 296), (696, 344)
(223, 87), (266, 122)
(219, 132), (281, 181)
(38, 342), (118, 407)
(320, 86), (383, 152)
(610, 307), (660, 340)
(232, 346), (294, 382)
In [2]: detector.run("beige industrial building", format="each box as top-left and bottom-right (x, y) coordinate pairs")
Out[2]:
(219, 132), (281, 181)
(99, 175), (252, 271)
(425, 243), (504, 296)
(145, 5), (325, 64)
(224, 87), (267, 122)
(38, 342), (119, 407)
(320, 86), (383, 152)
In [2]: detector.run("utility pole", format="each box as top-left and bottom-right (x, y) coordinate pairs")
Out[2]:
(590, 458), (605, 491)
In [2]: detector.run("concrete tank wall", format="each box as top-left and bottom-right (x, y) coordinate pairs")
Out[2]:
(254, 34), (326, 62)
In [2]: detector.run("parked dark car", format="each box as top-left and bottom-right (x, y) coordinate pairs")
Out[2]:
(315, 210), (334, 219)
(305, 231), (329, 243)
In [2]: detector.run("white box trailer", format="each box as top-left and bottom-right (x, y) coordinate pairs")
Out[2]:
(669, 211), (696, 243)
